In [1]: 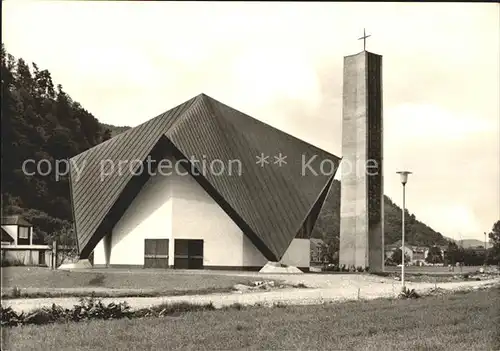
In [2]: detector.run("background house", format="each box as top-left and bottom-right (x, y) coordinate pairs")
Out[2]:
(310, 238), (326, 264)
(1, 215), (34, 246)
(385, 240), (414, 263)
(385, 240), (444, 266)
(1, 216), (50, 266)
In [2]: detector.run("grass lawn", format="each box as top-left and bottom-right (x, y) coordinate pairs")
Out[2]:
(384, 265), (488, 274)
(1, 267), (261, 298)
(3, 288), (499, 351)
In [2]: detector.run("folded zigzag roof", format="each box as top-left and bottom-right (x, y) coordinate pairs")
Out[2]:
(69, 94), (341, 261)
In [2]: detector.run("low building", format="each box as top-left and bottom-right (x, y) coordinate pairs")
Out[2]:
(1, 216), (49, 266)
(385, 240), (413, 263)
(424, 246), (447, 262)
(385, 240), (434, 266)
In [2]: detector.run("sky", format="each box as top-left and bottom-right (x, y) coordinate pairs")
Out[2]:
(3, 1), (499, 242)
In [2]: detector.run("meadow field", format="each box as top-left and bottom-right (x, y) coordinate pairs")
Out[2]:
(1, 267), (259, 298)
(2, 288), (499, 351)
(384, 265), (488, 274)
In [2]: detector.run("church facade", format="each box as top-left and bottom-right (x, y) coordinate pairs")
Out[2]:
(70, 94), (340, 271)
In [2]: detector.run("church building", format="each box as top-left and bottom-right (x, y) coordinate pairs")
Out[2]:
(69, 94), (340, 271)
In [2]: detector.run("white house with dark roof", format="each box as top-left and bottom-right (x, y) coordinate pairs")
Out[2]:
(1, 216), (50, 266)
(1, 215), (34, 246)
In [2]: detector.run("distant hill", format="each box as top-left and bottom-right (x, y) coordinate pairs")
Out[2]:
(444, 237), (486, 248)
(312, 181), (449, 249)
(0, 44), (448, 248)
(101, 123), (130, 137)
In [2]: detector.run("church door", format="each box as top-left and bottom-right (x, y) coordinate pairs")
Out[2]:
(174, 239), (204, 269)
(144, 239), (169, 268)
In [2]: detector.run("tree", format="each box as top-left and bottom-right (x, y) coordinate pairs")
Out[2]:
(444, 241), (460, 264)
(425, 246), (444, 264)
(388, 248), (411, 265)
(319, 242), (339, 265)
(1, 45), (106, 244)
(487, 220), (500, 265)
(102, 128), (112, 142)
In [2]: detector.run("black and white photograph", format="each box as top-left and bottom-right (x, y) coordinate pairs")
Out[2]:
(1, 1), (499, 350)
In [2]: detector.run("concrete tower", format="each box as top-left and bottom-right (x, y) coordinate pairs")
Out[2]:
(339, 45), (384, 272)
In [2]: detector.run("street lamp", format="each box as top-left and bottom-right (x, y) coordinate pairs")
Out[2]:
(484, 231), (488, 266)
(397, 171), (412, 290)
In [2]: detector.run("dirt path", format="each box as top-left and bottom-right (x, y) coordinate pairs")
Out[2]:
(4, 277), (498, 313)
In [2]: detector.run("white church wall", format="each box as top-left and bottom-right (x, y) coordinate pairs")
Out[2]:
(93, 239), (105, 265)
(241, 234), (268, 267)
(170, 168), (268, 268)
(92, 156), (309, 269)
(280, 238), (310, 268)
(93, 167), (174, 266)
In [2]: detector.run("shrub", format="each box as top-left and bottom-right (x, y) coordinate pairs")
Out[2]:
(0, 258), (25, 267)
(323, 265), (339, 272)
(399, 287), (420, 299)
(227, 303), (244, 310)
(1, 297), (133, 327)
(72, 297), (132, 321)
(1, 306), (25, 327)
(134, 302), (215, 318)
(273, 302), (287, 308)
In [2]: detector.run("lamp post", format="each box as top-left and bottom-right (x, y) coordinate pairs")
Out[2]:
(397, 171), (412, 290)
(484, 231), (487, 266)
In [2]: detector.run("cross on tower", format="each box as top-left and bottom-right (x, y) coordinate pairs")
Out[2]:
(358, 28), (371, 51)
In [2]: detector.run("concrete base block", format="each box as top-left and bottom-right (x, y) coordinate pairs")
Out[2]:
(58, 259), (93, 270)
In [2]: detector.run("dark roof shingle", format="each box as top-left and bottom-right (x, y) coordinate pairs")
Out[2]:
(1, 216), (32, 226)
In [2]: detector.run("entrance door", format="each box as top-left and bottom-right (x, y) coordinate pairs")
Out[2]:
(174, 239), (204, 269)
(144, 239), (169, 268)
(38, 250), (46, 266)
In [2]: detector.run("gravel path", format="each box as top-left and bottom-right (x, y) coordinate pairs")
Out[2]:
(3, 276), (498, 313)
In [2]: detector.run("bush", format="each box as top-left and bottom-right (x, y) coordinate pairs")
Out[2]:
(399, 287), (420, 299)
(273, 302), (287, 308)
(1, 306), (25, 327)
(133, 302), (215, 318)
(0, 258), (25, 267)
(1, 297), (132, 327)
(323, 265), (339, 272)
(227, 303), (245, 310)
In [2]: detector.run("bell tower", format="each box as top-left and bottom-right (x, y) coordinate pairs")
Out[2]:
(339, 30), (384, 272)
